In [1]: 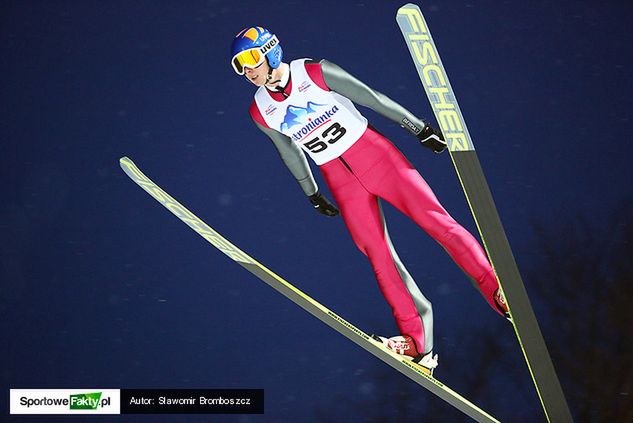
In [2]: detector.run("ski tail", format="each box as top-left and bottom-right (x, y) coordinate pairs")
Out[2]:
(119, 157), (500, 423)
(396, 4), (572, 422)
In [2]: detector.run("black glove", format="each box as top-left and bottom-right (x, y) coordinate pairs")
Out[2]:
(417, 123), (447, 153)
(308, 191), (339, 217)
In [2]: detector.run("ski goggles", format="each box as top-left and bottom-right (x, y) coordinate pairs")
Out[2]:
(231, 36), (278, 75)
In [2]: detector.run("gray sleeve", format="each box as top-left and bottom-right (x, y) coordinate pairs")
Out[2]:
(320, 59), (428, 137)
(252, 119), (319, 197)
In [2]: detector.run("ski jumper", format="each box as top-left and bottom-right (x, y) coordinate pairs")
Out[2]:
(249, 59), (502, 354)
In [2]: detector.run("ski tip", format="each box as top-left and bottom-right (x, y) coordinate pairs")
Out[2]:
(119, 156), (132, 167)
(397, 2), (418, 13)
(119, 157), (139, 175)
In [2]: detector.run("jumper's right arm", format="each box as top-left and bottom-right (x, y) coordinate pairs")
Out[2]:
(251, 119), (318, 197)
(250, 116), (339, 216)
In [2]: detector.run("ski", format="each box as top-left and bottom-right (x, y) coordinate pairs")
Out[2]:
(119, 156), (500, 423)
(396, 4), (572, 422)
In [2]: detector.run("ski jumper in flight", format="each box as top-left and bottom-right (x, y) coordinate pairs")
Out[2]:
(230, 26), (509, 374)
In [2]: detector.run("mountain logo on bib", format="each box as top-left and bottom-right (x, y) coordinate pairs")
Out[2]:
(280, 101), (328, 132)
(281, 101), (341, 142)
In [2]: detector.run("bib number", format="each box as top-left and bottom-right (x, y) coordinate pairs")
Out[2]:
(303, 122), (347, 153)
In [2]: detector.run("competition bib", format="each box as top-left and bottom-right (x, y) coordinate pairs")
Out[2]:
(254, 59), (368, 165)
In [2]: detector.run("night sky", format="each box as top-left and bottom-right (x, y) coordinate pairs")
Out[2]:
(2, 1), (632, 422)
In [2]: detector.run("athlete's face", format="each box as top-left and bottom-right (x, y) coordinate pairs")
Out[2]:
(243, 60), (270, 86)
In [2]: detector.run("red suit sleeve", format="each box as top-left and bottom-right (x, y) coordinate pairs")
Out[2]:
(249, 100), (269, 128)
(305, 61), (330, 91)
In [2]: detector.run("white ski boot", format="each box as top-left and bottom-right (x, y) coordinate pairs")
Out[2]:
(371, 334), (438, 376)
(494, 288), (512, 322)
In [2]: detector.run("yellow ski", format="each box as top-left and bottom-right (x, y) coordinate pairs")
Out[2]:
(396, 4), (572, 422)
(120, 156), (500, 423)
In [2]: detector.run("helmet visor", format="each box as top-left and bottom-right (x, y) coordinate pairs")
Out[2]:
(230, 35), (279, 75)
(231, 48), (264, 75)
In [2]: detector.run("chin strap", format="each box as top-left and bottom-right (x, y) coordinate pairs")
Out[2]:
(265, 63), (284, 88)
(264, 63), (288, 97)
(265, 66), (275, 84)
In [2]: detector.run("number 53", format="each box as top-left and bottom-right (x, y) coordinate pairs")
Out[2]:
(303, 122), (347, 153)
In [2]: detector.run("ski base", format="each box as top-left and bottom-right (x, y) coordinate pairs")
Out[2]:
(396, 4), (572, 422)
(120, 157), (500, 423)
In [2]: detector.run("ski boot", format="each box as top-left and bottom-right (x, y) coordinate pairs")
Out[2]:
(494, 288), (512, 322)
(371, 334), (438, 376)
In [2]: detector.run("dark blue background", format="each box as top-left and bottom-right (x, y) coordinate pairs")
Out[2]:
(2, 1), (632, 421)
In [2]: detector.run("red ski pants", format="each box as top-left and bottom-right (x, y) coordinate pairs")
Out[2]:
(319, 127), (501, 353)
